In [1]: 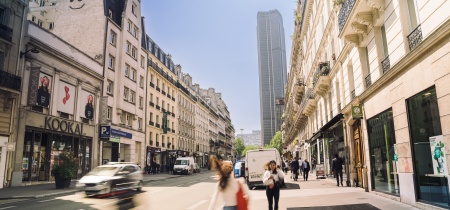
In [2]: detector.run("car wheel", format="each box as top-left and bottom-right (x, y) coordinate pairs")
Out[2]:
(137, 181), (143, 191)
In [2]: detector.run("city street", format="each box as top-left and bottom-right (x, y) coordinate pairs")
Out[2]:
(0, 171), (418, 210)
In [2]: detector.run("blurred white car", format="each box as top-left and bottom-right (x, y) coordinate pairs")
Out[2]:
(76, 162), (144, 196)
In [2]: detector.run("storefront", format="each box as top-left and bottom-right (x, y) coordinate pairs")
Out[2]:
(367, 108), (399, 195)
(100, 126), (134, 164)
(21, 112), (94, 182)
(407, 87), (448, 207)
(204, 152), (209, 168)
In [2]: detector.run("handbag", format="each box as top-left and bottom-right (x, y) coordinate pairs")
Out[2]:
(236, 180), (248, 210)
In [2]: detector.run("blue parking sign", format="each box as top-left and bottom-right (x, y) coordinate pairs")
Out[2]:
(99, 126), (111, 138)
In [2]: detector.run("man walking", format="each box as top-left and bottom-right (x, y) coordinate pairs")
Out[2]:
(302, 159), (310, 181)
(332, 154), (344, 186)
(298, 158), (304, 176)
(292, 157), (300, 181)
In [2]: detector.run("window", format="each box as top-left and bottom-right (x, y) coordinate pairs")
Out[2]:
(140, 56), (145, 67)
(140, 76), (144, 88)
(132, 25), (137, 38)
(127, 21), (132, 32)
(131, 68), (136, 81)
(131, 46), (137, 59)
(156, 79), (160, 87)
(138, 117), (142, 129)
(107, 106), (112, 119)
(162, 100), (165, 109)
(120, 113), (124, 124)
(139, 96), (143, 108)
(126, 42), (131, 54)
(106, 80), (113, 95)
(407, 0), (419, 29)
(150, 74), (154, 83)
(124, 64), (130, 77)
(156, 97), (159, 106)
(132, 3), (136, 15)
(126, 113), (131, 126)
(130, 91), (135, 103)
(150, 93), (153, 102)
(110, 31), (116, 45)
(32, 16), (36, 22)
(49, 22), (54, 30)
(150, 113), (153, 121)
(380, 25), (389, 58)
(38, 19), (43, 27)
(108, 55), (115, 69)
(124, 87), (129, 101)
(156, 115), (159, 124)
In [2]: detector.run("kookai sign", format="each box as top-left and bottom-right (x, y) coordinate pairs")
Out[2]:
(44, 116), (83, 135)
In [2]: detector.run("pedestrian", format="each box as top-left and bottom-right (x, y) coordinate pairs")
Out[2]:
(263, 160), (285, 210)
(298, 158), (304, 176)
(292, 157), (299, 181)
(332, 154), (344, 186)
(208, 155), (250, 210)
(302, 159), (310, 181)
(170, 162), (174, 174)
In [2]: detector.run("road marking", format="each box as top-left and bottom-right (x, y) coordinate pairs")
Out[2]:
(38, 198), (56, 203)
(175, 184), (184, 187)
(0, 206), (16, 210)
(186, 200), (208, 209)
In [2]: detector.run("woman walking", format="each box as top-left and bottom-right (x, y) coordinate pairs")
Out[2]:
(208, 155), (250, 210)
(263, 160), (285, 210)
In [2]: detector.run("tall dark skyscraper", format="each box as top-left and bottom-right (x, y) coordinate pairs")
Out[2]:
(257, 10), (287, 145)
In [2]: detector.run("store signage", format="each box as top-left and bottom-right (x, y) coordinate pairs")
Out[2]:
(111, 128), (132, 139)
(27, 66), (41, 106)
(351, 105), (363, 119)
(99, 96), (108, 124)
(430, 135), (447, 175)
(44, 116), (83, 135)
(109, 136), (120, 143)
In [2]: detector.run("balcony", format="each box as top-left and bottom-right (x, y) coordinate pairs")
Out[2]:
(172, 113), (175, 117)
(156, 123), (161, 128)
(365, 74), (372, 88)
(172, 97), (175, 101)
(162, 108), (166, 113)
(351, 89), (356, 99)
(407, 25), (422, 51)
(150, 82), (155, 88)
(149, 121), (154, 126)
(162, 90), (166, 95)
(172, 129), (175, 133)
(0, 70), (22, 91)
(149, 101), (154, 107)
(301, 89), (317, 116)
(312, 62), (331, 96)
(338, 0), (356, 33)
(156, 105), (160, 110)
(382, 56), (390, 74)
(294, 78), (305, 105)
(150, 140), (153, 145)
(156, 86), (160, 92)
(167, 94), (171, 98)
(162, 143), (165, 148)
(0, 23), (13, 42)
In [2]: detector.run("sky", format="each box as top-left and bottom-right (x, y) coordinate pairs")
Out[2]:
(142, 0), (297, 135)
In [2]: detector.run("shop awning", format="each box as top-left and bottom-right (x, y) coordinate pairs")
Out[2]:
(320, 113), (344, 132)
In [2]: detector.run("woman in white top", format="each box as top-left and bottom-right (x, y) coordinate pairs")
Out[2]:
(208, 156), (250, 210)
(263, 160), (285, 210)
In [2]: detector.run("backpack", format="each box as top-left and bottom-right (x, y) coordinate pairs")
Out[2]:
(236, 180), (248, 210)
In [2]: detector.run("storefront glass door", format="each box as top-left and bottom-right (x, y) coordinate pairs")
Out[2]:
(407, 87), (448, 207)
(22, 131), (42, 181)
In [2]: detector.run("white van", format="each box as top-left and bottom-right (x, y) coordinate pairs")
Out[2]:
(245, 148), (281, 189)
(173, 157), (195, 175)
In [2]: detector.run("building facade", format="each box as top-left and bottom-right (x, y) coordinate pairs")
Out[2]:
(257, 10), (288, 145)
(283, 0), (450, 209)
(237, 130), (262, 147)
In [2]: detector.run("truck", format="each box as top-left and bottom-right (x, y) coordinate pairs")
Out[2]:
(245, 148), (281, 189)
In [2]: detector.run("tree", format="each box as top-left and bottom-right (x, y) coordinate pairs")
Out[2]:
(242, 145), (258, 157)
(265, 131), (283, 155)
(234, 138), (246, 157)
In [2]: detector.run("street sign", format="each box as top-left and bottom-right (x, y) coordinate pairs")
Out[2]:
(110, 136), (120, 143)
(111, 128), (132, 139)
(352, 105), (363, 119)
(99, 125), (111, 138)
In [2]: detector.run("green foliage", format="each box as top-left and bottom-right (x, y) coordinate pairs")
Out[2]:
(234, 138), (246, 157)
(333, 0), (345, 6)
(265, 131), (283, 155)
(242, 145), (258, 157)
(51, 152), (77, 180)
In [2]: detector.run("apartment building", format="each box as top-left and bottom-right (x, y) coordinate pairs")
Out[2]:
(145, 36), (179, 168)
(27, 0), (147, 167)
(237, 130), (262, 147)
(192, 84), (211, 167)
(283, 0), (450, 208)
(0, 0), (26, 188)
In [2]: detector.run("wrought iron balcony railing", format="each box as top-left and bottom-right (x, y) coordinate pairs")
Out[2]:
(149, 101), (154, 107)
(156, 142), (159, 147)
(382, 56), (390, 74)
(0, 70), (21, 91)
(407, 25), (422, 51)
(365, 74), (372, 88)
(0, 23), (13, 42)
(156, 123), (161, 128)
(156, 105), (160, 110)
(338, 0), (356, 32)
(149, 121), (154, 126)
(150, 82), (155, 88)
(351, 89), (356, 99)
(156, 86), (160, 92)
(161, 90), (166, 95)
(312, 62), (330, 87)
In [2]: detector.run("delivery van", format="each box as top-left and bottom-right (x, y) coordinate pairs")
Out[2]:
(245, 148), (281, 189)
(173, 157), (195, 175)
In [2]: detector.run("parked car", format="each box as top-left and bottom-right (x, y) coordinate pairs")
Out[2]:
(234, 161), (245, 178)
(76, 162), (144, 196)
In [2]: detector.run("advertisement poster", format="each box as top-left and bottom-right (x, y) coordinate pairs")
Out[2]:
(57, 81), (75, 115)
(80, 90), (95, 120)
(430, 135), (447, 175)
(37, 73), (52, 108)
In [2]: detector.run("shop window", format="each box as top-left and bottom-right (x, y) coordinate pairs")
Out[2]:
(407, 87), (447, 207)
(367, 109), (399, 195)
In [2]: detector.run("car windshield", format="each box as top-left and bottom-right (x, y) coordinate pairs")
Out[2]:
(175, 160), (188, 165)
(87, 166), (119, 176)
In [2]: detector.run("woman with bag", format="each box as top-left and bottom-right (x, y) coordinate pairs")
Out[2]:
(208, 156), (250, 210)
(263, 160), (285, 210)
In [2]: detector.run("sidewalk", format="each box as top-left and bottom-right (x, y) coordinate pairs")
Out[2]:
(0, 173), (181, 200)
(247, 171), (419, 210)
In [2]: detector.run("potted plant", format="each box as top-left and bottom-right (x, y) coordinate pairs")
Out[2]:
(51, 151), (77, 189)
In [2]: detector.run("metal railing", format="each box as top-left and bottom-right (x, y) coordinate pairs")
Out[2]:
(351, 89), (356, 99)
(338, 0), (356, 32)
(365, 74), (372, 88)
(407, 25), (422, 51)
(312, 62), (330, 87)
(0, 70), (21, 91)
(382, 56), (390, 74)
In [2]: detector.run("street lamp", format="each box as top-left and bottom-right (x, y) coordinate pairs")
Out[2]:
(20, 47), (39, 58)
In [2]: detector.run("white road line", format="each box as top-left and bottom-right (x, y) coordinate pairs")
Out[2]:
(38, 198), (56, 203)
(175, 184), (184, 187)
(0, 206), (16, 210)
(186, 200), (208, 210)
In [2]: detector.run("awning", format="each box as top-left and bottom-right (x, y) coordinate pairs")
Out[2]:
(320, 113), (344, 132)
